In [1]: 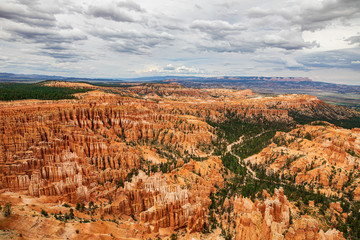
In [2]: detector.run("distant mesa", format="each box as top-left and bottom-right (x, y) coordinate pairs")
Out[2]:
(263, 77), (313, 82)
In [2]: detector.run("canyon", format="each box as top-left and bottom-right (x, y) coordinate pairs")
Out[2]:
(0, 82), (359, 239)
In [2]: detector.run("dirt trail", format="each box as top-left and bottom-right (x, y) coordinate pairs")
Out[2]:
(225, 135), (258, 179)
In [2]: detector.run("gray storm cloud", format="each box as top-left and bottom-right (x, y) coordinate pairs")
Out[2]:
(0, 0), (358, 84)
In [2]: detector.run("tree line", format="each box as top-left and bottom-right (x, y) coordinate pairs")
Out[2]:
(0, 82), (90, 101)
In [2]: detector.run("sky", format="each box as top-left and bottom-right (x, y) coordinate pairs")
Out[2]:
(0, 0), (359, 84)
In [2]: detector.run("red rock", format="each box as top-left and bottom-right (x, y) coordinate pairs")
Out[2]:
(330, 202), (343, 213)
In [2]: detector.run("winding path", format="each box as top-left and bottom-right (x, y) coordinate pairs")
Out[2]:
(225, 135), (258, 179)
(225, 130), (273, 179)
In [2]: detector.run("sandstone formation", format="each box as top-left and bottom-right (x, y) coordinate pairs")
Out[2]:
(215, 188), (344, 240)
(246, 123), (360, 198)
(0, 83), (358, 239)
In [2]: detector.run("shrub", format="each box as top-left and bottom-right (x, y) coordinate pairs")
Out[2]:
(3, 202), (11, 217)
(69, 208), (75, 219)
(41, 209), (49, 217)
(63, 203), (71, 208)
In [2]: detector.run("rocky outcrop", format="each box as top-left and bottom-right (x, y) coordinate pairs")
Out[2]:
(103, 156), (224, 234)
(233, 188), (290, 240)
(0, 91), (216, 202)
(285, 217), (344, 240)
(229, 188), (344, 240)
(247, 124), (360, 197)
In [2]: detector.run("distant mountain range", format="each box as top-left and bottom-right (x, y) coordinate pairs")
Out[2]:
(0, 73), (317, 84)
(0, 72), (197, 82)
(1, 72), (359, 109)
(166, 76), (360, 94)
(166, 76), (360, 110)
(0, 72), (123, 82)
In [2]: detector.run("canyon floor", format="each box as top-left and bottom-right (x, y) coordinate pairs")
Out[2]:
(0, 81), (359, 239)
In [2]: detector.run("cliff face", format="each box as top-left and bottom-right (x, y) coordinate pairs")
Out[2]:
(42, 81), (97, 89)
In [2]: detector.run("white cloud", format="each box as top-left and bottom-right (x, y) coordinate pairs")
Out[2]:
(139, 64), (204, 74)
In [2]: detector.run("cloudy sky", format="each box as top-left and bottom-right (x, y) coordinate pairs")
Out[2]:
(0, 0), (359, 84)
